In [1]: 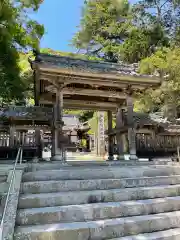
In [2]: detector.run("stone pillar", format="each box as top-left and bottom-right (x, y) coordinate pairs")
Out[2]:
(116, 108), (124, 160)
(127, 96), (138, 160)
(51, 89), (64, 161)
(9, 125), (15, 147)
(107, 110), (114, 161)
(122, 133), (128, 153)
(97, 111), (105, 157)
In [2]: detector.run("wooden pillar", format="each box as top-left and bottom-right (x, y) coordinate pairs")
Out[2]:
(69, 131), (71, 143)
(107, 110), (114, 161)
(127, 96), (138, 160)
(51, 88), (64, 161)
(116, 108), (125, 160)
(33, 69), (42, 160)
(9, 125), (15, 147)
(41, 130), (44, 150)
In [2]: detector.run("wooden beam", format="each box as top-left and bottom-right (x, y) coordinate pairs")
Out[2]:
(39, 98), (118, 111)
(40, 73), (127, 89)
(39, 92), (124, 105)
(63, 99), (118, 110)
(45, 85), (127, 99)
(14, 125), (51, 130)
(40, 76), (60, 88)
(39, 70), (160, 90)
(38, 64), (160, 85)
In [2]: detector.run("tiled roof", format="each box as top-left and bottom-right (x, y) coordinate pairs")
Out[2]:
(0, 108), (81, 128)
(133, 112), (179, 125)
(164, 125), (180, 133)
(133, 112), (180, 132)
(105, 112), (180, 134)
(133, 112), (167, 126)
(0, 107), (52, 120)
(35, 53), (159, 80)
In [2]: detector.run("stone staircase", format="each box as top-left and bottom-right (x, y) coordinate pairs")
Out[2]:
(13, 163), (180, 239)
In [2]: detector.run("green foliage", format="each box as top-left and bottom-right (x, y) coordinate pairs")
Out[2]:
(79, 111), (94, 122)
(73, 0), (132, 62)
(72, 0), (180, 116)
(139, 48), (169, 75)
(41, 48), (102, 61)
(0, 0), (44, 104)
(120, 26), (168, 63)
(138, 47), (180, 112)
(0, 36), (23, 103)
(72, 0), (175, 63)
(133, 0), (180, 38)
(81, 139), (87, 147)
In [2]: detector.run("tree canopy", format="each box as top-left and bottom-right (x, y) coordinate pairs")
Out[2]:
(137, 47), (180, 113)
(73, 0), (180, 117)
(72, 0), (180, 63)
(0, 0), (44, 104)
(1, 0), (180, 130)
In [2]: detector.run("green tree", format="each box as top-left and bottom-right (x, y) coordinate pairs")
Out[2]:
(72, 0), (180, 116)
(0, 0), (44, 104)
(137, 47), (180, 113)
(133, 0), (180, 38)
(41, 48), (101, 61)
(73, 0), (172, 63)
(73, 0), (132, 62)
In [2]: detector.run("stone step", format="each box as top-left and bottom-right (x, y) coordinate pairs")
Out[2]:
(14, 211), (180, 240)
(21, 175), (180, 194)
(22, 166), (180, 182)
(26, 161), (173, 172)
(18, 184), (180, 208)
(110, 228), (180, 240)
(27, 163), (111, 172)
(16, 196), (180, 225)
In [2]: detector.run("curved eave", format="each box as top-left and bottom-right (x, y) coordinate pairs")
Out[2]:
(36, 63), (160, 88)
(33, 52), (161, 86)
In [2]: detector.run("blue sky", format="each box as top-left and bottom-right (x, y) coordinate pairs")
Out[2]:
(32, 0), (84, 52)
(33, 0), (137, 53)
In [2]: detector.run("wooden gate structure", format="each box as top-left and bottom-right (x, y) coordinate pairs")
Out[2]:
(0, 52), (163, 161)
(30, 51), (160, 161)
